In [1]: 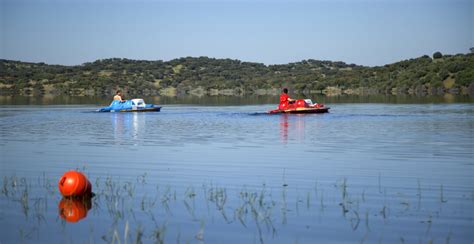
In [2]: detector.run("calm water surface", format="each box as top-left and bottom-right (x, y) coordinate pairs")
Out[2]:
(0, 100), (473, 243)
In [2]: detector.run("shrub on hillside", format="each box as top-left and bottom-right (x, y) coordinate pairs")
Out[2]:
(433, 52), (443, 59)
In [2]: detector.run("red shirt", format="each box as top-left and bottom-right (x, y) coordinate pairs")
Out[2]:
(280, 93), (289, 102)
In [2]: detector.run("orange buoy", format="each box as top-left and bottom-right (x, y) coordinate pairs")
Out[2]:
(58, 171), (92, 197)
(58, 197), (91, 222)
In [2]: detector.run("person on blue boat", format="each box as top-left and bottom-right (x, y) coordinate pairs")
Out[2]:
(113, 90), (125, 102)
(279, 88), (295, 110)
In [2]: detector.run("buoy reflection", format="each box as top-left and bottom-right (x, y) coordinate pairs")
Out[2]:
(58, 197), (92, 223)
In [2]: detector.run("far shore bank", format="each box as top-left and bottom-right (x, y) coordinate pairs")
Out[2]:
(1, 93), (473, 106)
(2, 53), (474, 100)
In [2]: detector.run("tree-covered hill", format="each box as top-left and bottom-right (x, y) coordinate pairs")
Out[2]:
(1, 52), (473, 97)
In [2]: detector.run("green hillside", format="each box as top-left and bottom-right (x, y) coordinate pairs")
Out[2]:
(1, 52), (473, 97)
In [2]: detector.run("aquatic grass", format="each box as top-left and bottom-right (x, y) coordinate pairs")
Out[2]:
(416, 179), (421, 197)
(445, 229), (452, 244)
(319, 189), (325, 212)
(295, 189), (300, 216)
(341, 177), (348, 200)
(365, 210), (370, 231)
(161, 186), (173, 215)
(111, 229), (120, 244)
(234, 205), (247, 228)
(20, 183), (29, 218)
(380, 206), (387, 220)
(32, 197), (47, 225)
(280, 183), (288, 224)
(183, 187), (197, 219)
(124, 220), (129, 244)
(18, 226), (37, 241)
(359, 226), (370, 244)
(206, 185), (231, 223)
(185, 186), (196, 198)
(140, 194), (147, 211)
(440, 184), (447, 203)
(424, 215), (433, 235)
(234, 185), (277, 240)
(124, 181), (135, 197)
(1, 174), (467, 243)
(146, 207), (176, 243)
(102, 176), (126, 222)
(195, 220), (205, 241)
(339, 179), (354, 217)
(350, 210), (360, 231)
(202, 184), (211, 214)
(95, 177), (101, 189)
(339, 202), (349, 216)
(378, 173), (382, 194)
(282, 169), (288, 187)
(314, 180), (318, 199)
(176, 228), (181, 244)
(417, 179), (422, 210)
(151, 221), (166, 244)
(2, 176), (9, 197)
(136, 173), (147, 185)
(400, 201), (410, 211)
(183, 199), (197, 220)
(306, 191), (310, 210)
(1, 175), (26, 199)
(211, 186), (227, 210)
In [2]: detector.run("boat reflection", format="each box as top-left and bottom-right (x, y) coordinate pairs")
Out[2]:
(111, 113), (145, 144)
(58, 197), (92, 223)
(280, 114), (289, 143)
(279, 114), (306, 144)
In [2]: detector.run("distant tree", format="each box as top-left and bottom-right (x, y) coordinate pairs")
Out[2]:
(438, 69), (449, 80)
(456, 69), (474, 86)
(433, 52), (443, 59)
(470, 47), (474, 53)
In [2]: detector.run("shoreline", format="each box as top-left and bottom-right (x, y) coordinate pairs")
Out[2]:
(2, 85), (474, 98)
(1, 93), (473, 106)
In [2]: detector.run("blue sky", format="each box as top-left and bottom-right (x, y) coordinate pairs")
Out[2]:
(1, 0), (472, 66)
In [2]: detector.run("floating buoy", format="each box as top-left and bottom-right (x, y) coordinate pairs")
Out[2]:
(58, 171), (92, 197)
(58, 197), (91, 222)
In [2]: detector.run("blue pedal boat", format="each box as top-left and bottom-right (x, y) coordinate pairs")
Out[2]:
(98, 99), (161, 112)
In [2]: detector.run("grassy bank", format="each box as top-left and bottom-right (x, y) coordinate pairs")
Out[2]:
(1, 52), (473, 97)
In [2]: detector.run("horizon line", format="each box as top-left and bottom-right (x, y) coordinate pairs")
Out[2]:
(2, 50), (472, 68)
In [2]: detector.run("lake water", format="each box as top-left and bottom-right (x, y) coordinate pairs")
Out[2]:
(0, 96), (473, 243)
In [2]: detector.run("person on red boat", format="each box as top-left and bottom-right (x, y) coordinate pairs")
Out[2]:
(279, 88), (295, 110)
(280, 88), (295, 103)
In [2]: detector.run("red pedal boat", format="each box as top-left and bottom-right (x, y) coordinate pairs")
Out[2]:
(268, 99), (330, 114)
